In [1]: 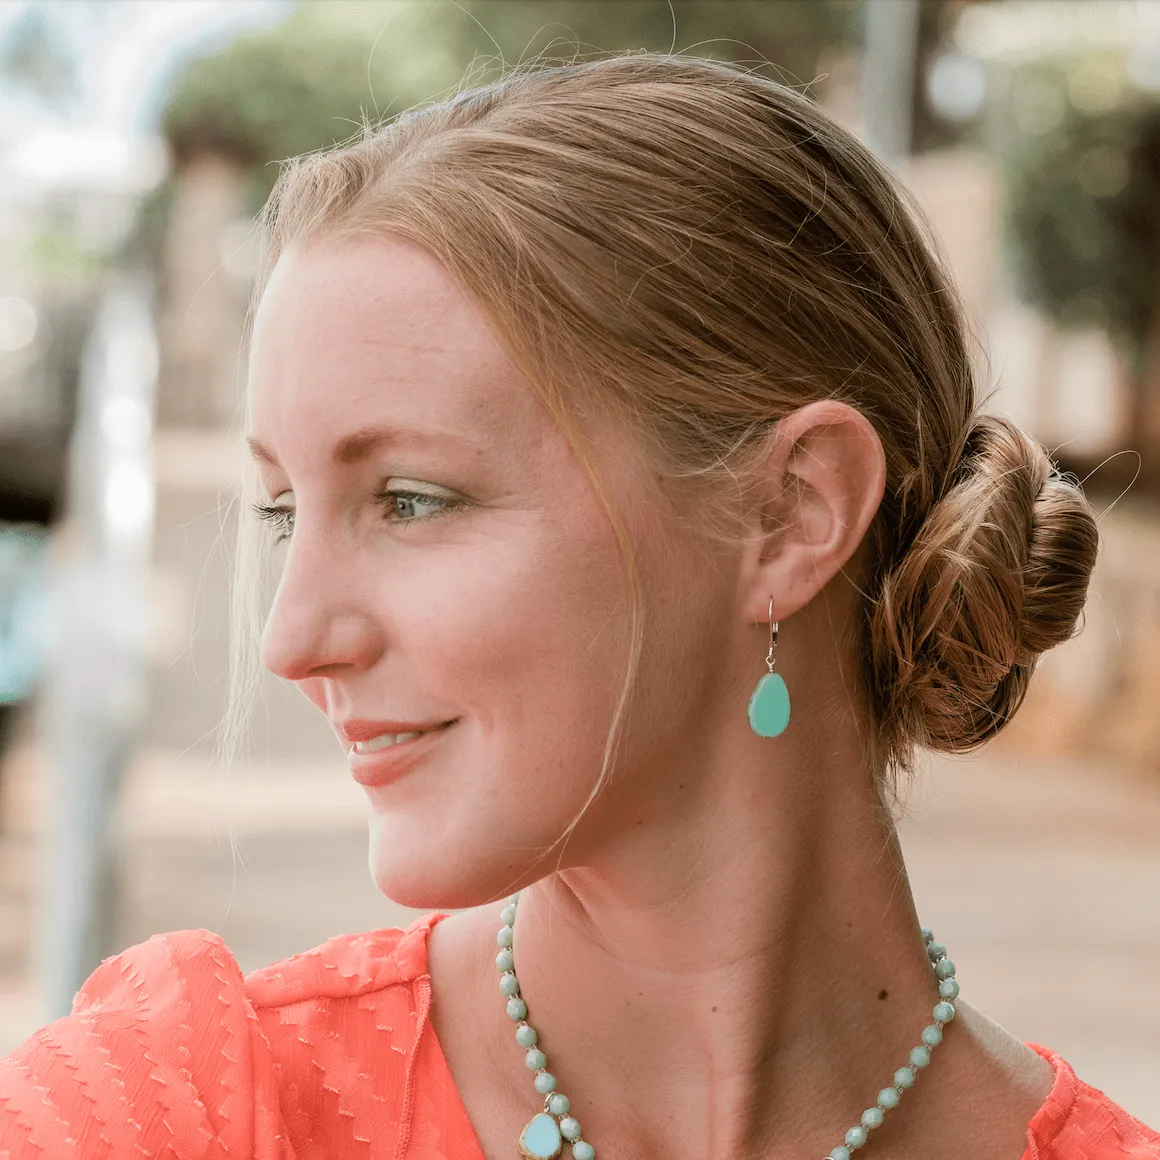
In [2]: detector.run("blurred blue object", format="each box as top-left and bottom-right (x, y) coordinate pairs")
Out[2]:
(0, 523), (49, 706)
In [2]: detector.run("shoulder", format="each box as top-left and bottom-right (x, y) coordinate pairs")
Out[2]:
(241, 912), (472, 1157)
(1025, 1043), (1160, 1158)
(244, 910), (446, 1009)
(0, 928), (291, 1158)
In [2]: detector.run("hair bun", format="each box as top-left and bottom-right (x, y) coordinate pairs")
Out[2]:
(871, 413), (1100, 754)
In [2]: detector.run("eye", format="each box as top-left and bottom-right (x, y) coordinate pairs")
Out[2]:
(251, 495), (295, 544)
(379, 483), (462, 524)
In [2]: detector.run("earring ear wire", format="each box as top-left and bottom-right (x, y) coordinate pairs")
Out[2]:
(766, 594), (778, 674)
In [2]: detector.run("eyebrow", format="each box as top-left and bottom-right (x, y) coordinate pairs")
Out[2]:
(246, 425), (476, 468)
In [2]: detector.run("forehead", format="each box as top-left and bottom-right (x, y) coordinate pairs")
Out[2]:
(247, 234), (536, 446)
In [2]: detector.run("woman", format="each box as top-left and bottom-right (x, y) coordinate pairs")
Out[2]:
(2, 53), (1157, 1160)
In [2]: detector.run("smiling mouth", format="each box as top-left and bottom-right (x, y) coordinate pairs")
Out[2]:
(350, 721), (456, 755)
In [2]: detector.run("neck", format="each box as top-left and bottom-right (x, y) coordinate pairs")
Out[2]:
(485, 709), (943, 1160)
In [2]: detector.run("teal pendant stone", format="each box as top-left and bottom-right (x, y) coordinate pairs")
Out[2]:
(747, 672), (790, 737)
(519, 1112), (563, 1159)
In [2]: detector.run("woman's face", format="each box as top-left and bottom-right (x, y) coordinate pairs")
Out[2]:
(247, 235), (739, 909)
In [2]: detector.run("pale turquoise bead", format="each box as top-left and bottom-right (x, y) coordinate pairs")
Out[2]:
(500, 972), (520, 997)
(920, 926), (933, 943)
(878, 1087), (900, 1109)
(894, 1066), (916, 1088)
(830, 1148), (852, 1160)
(501, 904), (517, 924)
(935, 958), (956, 980)
(495, 949), (514, 972)
(525, 1048), (547, 1070)
(548, 1093), (571, 1116)
(498, 925), (514, 949)
(507, 997), (527, 1021)
(534, 1071), (557, 1094)
(910, 1045), (931, 1069)
(516, 1024), (538, 1049)
(933, 1001), (956, 1023)
(572, 1143), (595, 1160)
(938, 978), (960, 1001)
(845, 1124), (868, 1149)
(926, 940), (946, 961)
(560, 1117), (582, 1141)
(921, 1023), (944, 1047)
(861, 1107), (884, 1129)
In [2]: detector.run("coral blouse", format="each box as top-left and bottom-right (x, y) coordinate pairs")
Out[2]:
(1, 912), (1157, 1158)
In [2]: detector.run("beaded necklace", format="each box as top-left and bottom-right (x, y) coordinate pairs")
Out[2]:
(495, 892), (959, 1160)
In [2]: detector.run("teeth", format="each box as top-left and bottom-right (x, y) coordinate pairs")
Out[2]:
(353, 730), (425, 755)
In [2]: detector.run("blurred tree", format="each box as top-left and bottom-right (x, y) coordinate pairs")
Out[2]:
(909, 0), (989, 153)
(148, 0), (861, 427)
(1002, 70), (1160, 475)
(160, 0), (862, 205)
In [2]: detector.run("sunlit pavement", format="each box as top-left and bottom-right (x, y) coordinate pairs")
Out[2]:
(1, 739), (1158, 1128)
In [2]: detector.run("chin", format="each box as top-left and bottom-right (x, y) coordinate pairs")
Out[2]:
(367, 817), (534, 912)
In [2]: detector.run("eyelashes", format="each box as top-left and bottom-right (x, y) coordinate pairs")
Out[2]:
(251, 488), (462, 545)
(251, 501), (294, 544)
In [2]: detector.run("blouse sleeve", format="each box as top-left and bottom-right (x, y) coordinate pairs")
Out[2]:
(0, 929), (294, 1159)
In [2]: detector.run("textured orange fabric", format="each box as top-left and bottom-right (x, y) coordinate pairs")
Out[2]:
(1, 911), (1157, 1158)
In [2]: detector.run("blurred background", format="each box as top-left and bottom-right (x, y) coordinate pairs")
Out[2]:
(0, 0), (1157, 1126)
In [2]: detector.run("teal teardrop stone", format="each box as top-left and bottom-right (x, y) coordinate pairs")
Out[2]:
(519, 1112), (562, 1159)
(747, 672), (790, 737)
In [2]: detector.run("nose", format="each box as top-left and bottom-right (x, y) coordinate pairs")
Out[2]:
(260, 528), (386, 683)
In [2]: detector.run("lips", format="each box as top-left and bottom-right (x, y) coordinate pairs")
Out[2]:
(338, 718), (454, 745)
(344, 719), (457, 789)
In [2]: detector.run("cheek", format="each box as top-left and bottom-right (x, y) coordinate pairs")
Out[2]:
(366, 515), (636, 906)
(420, 526), (631, 749)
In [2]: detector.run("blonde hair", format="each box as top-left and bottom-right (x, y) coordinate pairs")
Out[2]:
(224, 51), (1099, 818)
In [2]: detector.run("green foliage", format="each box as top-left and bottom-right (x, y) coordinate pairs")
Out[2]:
(161, 0), (859, 198)
(23, 225), (108, 282)
(1000, 58), (1160, 362)
(457, 0), (859, 86)
(161, 13), (415, 173)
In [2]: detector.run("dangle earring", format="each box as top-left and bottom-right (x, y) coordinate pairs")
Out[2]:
(747, 596), (791, 737)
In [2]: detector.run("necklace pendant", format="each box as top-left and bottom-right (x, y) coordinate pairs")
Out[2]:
(519, 1112), (562, 1158)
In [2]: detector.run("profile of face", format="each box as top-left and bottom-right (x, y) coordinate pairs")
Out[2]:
(247, 235), (749, 910)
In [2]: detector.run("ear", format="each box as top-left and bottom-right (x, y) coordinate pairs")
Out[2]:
(740, 399), (887, 625)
